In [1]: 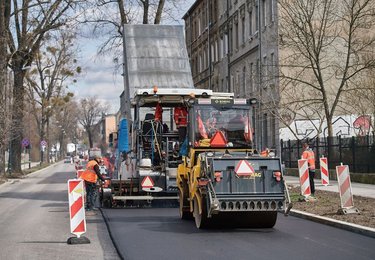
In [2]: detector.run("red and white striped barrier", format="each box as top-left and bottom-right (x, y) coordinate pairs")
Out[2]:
(298, 159), (311, 198)
(336, 164), (354, 209)
(68, 179), (86, 238)
(320, 157), (329, 186)
(76, 169), (84, 179)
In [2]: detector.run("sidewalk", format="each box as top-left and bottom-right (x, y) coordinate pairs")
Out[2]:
(284, 176), (375, 199)
(5, 161), (41, 172)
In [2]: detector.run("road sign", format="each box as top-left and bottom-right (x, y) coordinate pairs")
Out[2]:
(40, 140), (47, 146)
(141, 176), (154, 188)
(21, 138), (30, 148)
(234, 160), (255, 176)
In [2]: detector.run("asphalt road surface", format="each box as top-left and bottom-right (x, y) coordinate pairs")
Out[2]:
(102, 207), (375, 260)
(0, 162), (119, 260)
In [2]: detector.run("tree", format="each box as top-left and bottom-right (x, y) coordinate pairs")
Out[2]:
(278, 0), (375, 139)
(78, 97), (108, 148)
(0, 0), (11, 175)
(25, 30), (80, 163)
(6, 0), (81, 173)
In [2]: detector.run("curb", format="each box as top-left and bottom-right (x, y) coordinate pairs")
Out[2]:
(290, 209), (375, 238)
(27, 161), (60, 176)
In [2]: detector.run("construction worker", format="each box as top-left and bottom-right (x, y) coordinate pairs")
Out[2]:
(174, 106), (188, 144)
(260, 148), (270, 157)
(80, 155), (105, 211)
(302, 142), (316, 198)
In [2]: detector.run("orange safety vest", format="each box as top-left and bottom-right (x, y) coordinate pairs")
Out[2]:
(302, 149), (316, 170)
(155, 103), (163, 121)
(80, 160), (99, 183)
(174, 107), (188, 127)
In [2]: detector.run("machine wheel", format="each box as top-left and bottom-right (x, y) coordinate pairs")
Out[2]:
(193, 196), (209, 229)
(102, 197), (113, 208)
(179, 190), (193, 220)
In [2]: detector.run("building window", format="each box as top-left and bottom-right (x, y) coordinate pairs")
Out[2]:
(242, 66), (246, 96)
(224, 33), (228, 54)
(262, 0), (267, 28)
(241, 16), (245, 44)
(250, 62), (254, 93)
(220, 36), (224, 59)
(263, 113), (268, 148)
(270, 52), (274, 79)
(271, 113), (276, 147)
(211, 43), (215, 62)
(215, 40), (219, 62)
(229, 26), (233, 53)
(270, 0), (275, 23)
(263, 55), (267, 81)
(249, 10), (253, 36)
(255, 4), (259, 32)
(198, 16), (201, 35)
(235, 22), (239, 50)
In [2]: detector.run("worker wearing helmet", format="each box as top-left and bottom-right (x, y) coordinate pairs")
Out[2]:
(80, 155), (105, 211)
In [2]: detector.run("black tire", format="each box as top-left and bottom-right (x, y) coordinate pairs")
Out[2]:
(193, 196), (209, 229)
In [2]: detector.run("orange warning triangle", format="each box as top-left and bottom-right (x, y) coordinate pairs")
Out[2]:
(141, 176), (154, 188)
(210, 131), (227, 147)
(235, 160), (255, 176)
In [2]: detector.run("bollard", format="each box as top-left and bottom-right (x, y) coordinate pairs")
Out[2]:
(67, 179), (90, 244)
(320, 157), (329, 186)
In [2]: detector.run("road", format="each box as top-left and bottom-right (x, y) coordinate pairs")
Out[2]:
(0, 162), (119, 260)
(102, 207), (375, 260)
(1, 162), (374, 260)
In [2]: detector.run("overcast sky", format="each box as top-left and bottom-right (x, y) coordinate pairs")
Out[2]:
(71, 1), (195, 114)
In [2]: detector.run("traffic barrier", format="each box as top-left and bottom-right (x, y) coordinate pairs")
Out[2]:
(320, 157), (329, 186)
(298, 159), (311, 198)
(67, 179), (90, 244)
(76, 169), (84, 179)
(335, 164), (359, 215)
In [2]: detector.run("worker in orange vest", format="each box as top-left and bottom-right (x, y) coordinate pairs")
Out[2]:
(260, 148), (270, 157)
(174, 106), (188, 144)
(80, 155), (105, 211)
(302, 142), (316, 197)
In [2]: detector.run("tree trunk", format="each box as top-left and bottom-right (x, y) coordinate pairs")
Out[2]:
(88, 130), (93, 148)
(0, 0), (7, 175)
(154, 0), (165, 24)
(10, 63), (26, 174)
(142, 0), (149, 24)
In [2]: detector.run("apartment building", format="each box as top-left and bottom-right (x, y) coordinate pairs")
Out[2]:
(183, 0), (279, 151)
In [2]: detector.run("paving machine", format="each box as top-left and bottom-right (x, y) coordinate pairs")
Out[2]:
(177, 94), (288, 229)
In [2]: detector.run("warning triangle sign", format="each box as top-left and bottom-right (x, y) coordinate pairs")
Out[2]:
(141, 176), (154, 188)
(210, 131), (227, 147)
(235, 160), (255, 176)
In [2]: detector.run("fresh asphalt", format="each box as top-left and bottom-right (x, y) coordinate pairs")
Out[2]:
(101, 175), (375, 260)
(102, 207), (375, 260)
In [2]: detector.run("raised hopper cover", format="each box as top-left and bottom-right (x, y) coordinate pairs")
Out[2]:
(123, 24), (194, 96)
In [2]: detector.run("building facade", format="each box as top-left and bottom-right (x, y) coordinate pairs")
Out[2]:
(183, 0), (280, 151)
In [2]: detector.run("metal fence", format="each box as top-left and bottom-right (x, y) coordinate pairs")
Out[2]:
(280, 135), (375, 173)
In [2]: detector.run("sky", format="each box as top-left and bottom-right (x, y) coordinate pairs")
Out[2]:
(71, 0), (195, 114)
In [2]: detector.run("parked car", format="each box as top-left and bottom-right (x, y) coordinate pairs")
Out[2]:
(64, 156), (71, 163)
